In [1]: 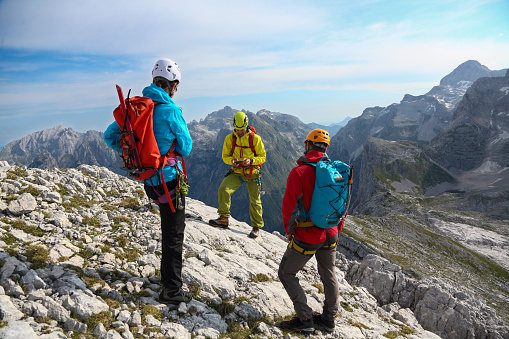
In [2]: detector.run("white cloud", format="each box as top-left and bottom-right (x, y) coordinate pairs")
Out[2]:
(0, 0), (321, 54)
(0, 0), (508, 137)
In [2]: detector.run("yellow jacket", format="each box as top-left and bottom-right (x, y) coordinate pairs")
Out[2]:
(222, 129), (266, 178)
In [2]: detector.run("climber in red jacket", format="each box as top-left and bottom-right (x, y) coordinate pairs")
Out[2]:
(279, 129), (339, 334)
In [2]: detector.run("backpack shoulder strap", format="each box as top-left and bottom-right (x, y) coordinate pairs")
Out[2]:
(230, 133), (237, 156)
(248, 131), (256, 156)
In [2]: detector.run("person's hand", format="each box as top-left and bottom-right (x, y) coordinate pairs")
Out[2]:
(242, 158), (251, 166)
(232, 158), (239, 165)
(286, 232), (294, 242)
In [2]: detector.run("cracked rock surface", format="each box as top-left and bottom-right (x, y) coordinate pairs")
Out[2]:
(0, 162), (506, 338)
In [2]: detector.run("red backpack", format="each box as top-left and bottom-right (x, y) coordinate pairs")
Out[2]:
(113, 85), (186, 212)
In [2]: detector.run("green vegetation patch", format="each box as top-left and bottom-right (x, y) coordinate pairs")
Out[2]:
(118, 197), (140, 210)
(422, 163), (456, 188)
(25, 244), (50, 269)
(13, 220), (47, 237)
(115, 247), (141, 262)
(115, 234), (129, 247)
(224, 320), (252, 339)
(210, 300), (236, 317)
(6, 166), (28, 179)
(82, 216), (101, 227)
(102, 296), (121, 309)
(1, 233), (17, 245)
(349, 319), (370, 329)
(86, 311), (114, 333)
(312, 283), (324, 294)
(62, 195), (97, 212)
(383, 331), (400, 339)
(77, 248), (95, 260)
(82, 275), (106, 288)
(141, 304), (162, 322)
(373, 155), (456, 193)
(112, 215), (132, 225)
(340, 301), (354, 312)
(234, 295), (251, 305)
(133, 188), (145, 200)
(188, 283), (201, 299)
(55, 183), (68, 197)
(250, 273), (271, 283)
(19, 185), (41, 197)
(383, 324), (415, 339)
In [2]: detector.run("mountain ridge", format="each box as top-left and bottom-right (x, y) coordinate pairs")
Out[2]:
(1, 60), (508, 232)
(327, 60), (508, 212)
(0, 125), (118, 174)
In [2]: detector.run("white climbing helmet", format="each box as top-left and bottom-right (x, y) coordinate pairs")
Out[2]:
(152, 58), (181, 83)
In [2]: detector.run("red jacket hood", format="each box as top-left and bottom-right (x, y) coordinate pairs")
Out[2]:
(296, 151), (325, 165)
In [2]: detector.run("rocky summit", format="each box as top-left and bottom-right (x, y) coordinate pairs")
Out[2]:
(0, 162), (507, 339)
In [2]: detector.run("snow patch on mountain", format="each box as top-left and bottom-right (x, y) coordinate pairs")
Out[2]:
(492, 130), (509, 145)
(472, 160), (502, 174)
(456, 80), (473, 89)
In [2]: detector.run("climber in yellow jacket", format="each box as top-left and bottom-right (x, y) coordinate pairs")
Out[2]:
(209, 111), (266, 238)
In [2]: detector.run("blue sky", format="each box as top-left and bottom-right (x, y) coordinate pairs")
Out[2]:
(0, 0), (508, 148)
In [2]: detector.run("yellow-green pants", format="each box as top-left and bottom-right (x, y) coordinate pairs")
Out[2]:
(217, 172), (264, 228)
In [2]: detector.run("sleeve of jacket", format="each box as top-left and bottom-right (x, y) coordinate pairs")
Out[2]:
(168, 106), (193, 156)
(251, 135), (266, 166)
(282, 168), (303, 235)
(221, 133), (234, 165)
(103, 121), (121, 151)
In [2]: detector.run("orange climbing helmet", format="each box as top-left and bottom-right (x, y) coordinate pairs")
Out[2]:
(305, 129), (330, 147)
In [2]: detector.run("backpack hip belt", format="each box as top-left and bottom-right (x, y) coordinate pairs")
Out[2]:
(289, 238), (337, 255)
(295, 221), (315, 227)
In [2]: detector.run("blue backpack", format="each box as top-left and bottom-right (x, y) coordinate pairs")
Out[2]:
(298, 157), (353, 229)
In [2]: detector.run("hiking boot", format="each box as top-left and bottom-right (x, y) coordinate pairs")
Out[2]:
(158, 287), (192, 304)
(248, 227), (260, 238)
(280, 316), (314, 333)
(312, 312), (335, 332)
(209, 215), (229, 228)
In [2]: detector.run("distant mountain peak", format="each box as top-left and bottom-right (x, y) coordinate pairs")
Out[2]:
(205, 106), (238, 119)
(439, 60), (505, 88)
(0, 126), (117, 171)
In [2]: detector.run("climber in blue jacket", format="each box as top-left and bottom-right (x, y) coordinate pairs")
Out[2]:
(103, 58), (193, 304)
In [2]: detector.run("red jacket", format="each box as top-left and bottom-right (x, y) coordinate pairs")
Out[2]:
(282, 151), (339, 244)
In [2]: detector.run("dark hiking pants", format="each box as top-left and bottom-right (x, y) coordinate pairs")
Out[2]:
(278, 236), (340, 322)
(145, 180), (186, 290)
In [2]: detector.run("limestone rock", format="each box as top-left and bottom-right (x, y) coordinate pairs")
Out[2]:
(0, 320), (38, 339)
(0, 295), (24, 321)
(62, 290), (109, 321)
(7, 193), (37, 216)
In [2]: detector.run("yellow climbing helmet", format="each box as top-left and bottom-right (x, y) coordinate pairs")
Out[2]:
(233, 112), (248, 129)
(305, 129), (330, 147)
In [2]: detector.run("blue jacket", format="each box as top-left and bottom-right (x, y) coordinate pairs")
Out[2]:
(103, 83), (192, 185)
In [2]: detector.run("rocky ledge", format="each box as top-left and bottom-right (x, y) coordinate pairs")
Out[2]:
(0, 162), (506, 338)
